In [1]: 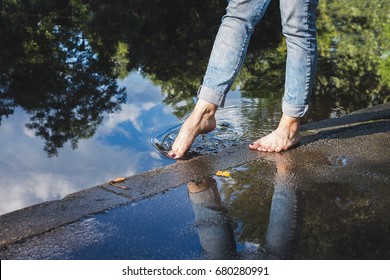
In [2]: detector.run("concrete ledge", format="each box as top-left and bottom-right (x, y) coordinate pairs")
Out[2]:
(0, 187), (129, 247)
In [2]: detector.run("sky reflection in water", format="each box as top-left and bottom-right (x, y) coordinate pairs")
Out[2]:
(0, 73), (176, 215)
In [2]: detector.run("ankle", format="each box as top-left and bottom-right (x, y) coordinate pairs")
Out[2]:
(278, 114), (300, 134)
(194, 99), (217, 116)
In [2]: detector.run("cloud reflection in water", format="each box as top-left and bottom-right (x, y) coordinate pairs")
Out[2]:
(0, 72), (175, 215)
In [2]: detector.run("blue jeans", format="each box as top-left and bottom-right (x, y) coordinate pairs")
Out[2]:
(198, 0), (318, 117)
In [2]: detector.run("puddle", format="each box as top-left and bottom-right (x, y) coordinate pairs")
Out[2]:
(3, 156), (388, 260)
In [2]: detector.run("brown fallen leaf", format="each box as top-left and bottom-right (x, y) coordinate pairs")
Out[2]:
(111, 177), (126, 183)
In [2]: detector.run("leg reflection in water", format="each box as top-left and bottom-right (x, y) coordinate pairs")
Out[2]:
(187, 177), (237, 260)
(262, 154), (300, 259)
(187, 154), (301, 260)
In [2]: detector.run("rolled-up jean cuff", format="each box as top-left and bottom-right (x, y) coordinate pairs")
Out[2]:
(198, 85), (226, 108)
(282, 100), (308, 118)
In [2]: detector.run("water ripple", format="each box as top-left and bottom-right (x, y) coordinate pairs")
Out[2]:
(150, 103), (278, 157)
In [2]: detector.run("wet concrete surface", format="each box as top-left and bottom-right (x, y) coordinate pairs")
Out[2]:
(0, 103), (389, 259)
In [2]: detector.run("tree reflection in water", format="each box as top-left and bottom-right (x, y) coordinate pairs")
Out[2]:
(0, 0), (389, 157)
(0, 1), (127, 156)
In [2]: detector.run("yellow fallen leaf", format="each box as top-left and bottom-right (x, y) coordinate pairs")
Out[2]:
(215, 170), (231, 177)
(111, 177), (126, 183)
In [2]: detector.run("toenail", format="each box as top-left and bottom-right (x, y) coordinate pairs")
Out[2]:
(168, 153), (176, 159)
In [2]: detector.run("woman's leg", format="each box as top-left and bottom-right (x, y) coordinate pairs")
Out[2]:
(249, 0), (318, 152)
(198, 0), (272, 108)
(169, 0), (271, 158)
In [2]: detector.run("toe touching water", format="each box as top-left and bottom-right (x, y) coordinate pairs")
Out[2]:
(167, 99), (217, 159)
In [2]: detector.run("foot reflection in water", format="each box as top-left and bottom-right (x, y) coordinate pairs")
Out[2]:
(187, 153), (300, 260)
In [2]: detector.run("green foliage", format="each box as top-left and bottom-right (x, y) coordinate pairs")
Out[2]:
(314, 0), (390, 110)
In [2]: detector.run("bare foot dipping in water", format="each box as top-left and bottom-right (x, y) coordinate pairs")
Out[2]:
(168, 104), (301, 159)
(168, 99), (217, 159)
(249, 114), (301, 153)
(165, 0), (318, 159)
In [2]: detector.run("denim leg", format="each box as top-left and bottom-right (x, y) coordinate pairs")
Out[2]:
(280, 0), (318, 117)
(199, 0), (271, 107)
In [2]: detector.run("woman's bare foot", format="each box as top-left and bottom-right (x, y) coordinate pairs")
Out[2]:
(168, 99), (217, 159)
(249, 114), (301, 153)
